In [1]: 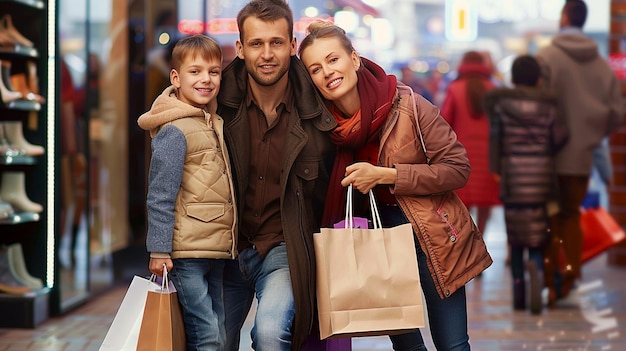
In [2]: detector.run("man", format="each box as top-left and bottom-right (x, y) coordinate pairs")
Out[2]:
(535, 0), (623, 304)
(216, 0), (336, 350)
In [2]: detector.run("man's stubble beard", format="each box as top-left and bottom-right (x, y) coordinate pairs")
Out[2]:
(246, 60), (291, 88)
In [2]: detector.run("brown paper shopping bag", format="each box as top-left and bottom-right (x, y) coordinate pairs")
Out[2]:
(314, 186), (425, 340)
(137, 266), (186, 351)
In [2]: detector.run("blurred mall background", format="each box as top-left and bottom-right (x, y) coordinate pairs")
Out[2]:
(2, 0), (625, 332)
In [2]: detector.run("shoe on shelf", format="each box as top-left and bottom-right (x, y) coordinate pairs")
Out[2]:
(0, 247), (31, 295)
(10, 73), (45, 103)
(0, 60), (23, 105)
(2, 120), (45, 156)
(0, 121), (23, 157)
(0, 14), (34, 48)
(0, 171), (43, 213)
(527, 261), (543, 315)
(8, 243), (43, 290)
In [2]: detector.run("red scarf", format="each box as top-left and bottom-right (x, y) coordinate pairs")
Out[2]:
(322, 58), (397, 227)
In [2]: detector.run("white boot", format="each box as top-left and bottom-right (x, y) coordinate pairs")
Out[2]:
(8, 243), (43, 290)
(3, 120), (44, 156)
(0, 171), (43, 213)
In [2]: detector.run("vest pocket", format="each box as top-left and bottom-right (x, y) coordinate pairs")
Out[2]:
(186, 203), (226, 222)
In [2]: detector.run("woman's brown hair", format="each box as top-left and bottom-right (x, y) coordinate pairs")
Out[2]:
(298, 20), (355, 57)
(459, 51), (488, 118)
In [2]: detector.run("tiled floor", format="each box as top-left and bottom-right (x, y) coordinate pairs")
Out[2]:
(1, 206), (625, 350)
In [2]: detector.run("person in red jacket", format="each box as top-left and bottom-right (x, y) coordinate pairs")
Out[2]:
(441, 51), (500, 235)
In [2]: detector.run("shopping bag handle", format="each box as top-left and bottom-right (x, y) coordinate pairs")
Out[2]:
(149, 263), (172, 292)
(344, 184), (382, 230)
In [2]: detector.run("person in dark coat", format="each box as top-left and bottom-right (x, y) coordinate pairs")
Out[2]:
(485, 55), (568, 314)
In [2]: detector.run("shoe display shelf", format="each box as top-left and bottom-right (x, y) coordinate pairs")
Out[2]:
(0, 0), (52, 328)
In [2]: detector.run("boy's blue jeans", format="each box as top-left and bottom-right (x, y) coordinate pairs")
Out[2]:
(223, 243), (294, 351)
(169, 258), (226, 351)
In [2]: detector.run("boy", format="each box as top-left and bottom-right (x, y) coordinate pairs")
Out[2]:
(485, 55), (567, 314)
(138, 34), (237, 351)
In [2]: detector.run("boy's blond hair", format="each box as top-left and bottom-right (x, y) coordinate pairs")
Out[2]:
(170, 34), (222, 71)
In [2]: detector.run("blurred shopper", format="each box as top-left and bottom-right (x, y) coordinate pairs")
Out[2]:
(535, 0), (624, 304)
(485, 55), (568, 314)
(441, 51), (500, 235)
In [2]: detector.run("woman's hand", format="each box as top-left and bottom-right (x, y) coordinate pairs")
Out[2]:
(341, 162), (397, 193)
(149, 257), (173, 277)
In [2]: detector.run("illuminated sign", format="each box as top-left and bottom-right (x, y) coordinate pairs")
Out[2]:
(445, 0), (477, 42)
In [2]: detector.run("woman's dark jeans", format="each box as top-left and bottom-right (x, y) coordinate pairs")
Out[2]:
(380, 205), (471, 351)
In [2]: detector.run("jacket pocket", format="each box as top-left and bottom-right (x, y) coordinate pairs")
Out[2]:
(185, 203), (226, 222)
(432, 191), (471, 242)
(294, 160), (319, 181)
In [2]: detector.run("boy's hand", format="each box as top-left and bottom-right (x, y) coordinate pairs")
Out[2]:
(149, 258), (173, 277)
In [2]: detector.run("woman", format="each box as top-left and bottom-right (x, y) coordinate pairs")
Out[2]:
(299, 21), (492, 351)
(441, 51), (500, 235)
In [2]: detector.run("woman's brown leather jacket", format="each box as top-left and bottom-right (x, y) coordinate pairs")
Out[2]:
(378, 87), (493, 298)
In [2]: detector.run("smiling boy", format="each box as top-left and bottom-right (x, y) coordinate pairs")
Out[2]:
(138, 34), (237, 351)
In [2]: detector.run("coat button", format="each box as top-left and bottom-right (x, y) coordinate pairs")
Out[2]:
(449, 235), (456, 242)
(304, 168), (310, 175)
(444, 290), (450, 297)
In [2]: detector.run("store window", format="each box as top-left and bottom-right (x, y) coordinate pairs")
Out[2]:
(58, 0), (129, 311)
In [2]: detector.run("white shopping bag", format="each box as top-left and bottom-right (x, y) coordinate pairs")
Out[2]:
(99, 275), (176, 351)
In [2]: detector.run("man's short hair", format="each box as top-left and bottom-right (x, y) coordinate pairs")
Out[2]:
(564, 0), (588, 28)
(236, 0), (294, 42)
